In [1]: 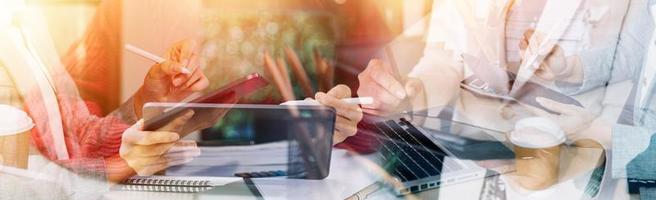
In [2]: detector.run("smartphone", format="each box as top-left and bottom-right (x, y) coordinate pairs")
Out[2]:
(143, 73), (269, 131)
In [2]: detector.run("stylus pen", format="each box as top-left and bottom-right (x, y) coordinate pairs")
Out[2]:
(280, 97), (374, 106)
(125, 44), (191, 74)
(345, 181), (384, 200)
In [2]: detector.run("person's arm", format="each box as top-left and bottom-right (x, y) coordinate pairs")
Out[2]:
(407, 42), (464, 111)
(61, 0), (122, 115)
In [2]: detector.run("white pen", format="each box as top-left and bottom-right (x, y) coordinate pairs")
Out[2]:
(281, 97), (374, 106)
(124, 44), (191, 74)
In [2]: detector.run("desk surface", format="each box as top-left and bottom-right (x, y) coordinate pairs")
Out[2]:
(101, 145), (611, 200)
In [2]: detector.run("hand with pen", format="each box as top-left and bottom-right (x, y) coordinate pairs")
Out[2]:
(357, 59), (426, 115)
(132, 39), (210, 117)
(314, 85), (364, 144)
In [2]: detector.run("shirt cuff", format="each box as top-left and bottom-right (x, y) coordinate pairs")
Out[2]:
(611, 124), (652, 178)
(555, 49), (611, 95)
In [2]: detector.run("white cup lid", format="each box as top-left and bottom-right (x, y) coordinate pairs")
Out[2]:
(510, 117), (565, 148)
(0, 105), (34, 136)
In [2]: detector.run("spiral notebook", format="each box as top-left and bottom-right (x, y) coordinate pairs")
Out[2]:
(116, 176), (241, 193)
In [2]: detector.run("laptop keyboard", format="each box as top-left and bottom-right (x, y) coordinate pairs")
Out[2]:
(363, 118), (462, 182)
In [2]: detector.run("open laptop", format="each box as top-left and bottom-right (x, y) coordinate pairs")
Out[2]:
(359, 113), (515, 196)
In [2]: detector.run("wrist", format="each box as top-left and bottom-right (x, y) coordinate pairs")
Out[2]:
(105, 154), (136, 183)
(133, 87), (145, 118)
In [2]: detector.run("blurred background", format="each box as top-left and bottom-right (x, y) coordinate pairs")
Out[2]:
(29, 0), (434, 116)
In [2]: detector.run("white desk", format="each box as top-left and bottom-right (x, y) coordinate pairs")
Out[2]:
(100, 146), (609, 200)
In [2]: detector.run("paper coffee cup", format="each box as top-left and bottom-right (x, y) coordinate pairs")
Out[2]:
(510, 117), (565, 190)
(0, 105), (34, 169)
(510, 117), (565, 148)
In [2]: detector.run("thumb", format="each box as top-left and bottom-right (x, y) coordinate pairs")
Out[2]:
(405, 79), (426, 111)
(327, 84), (352, 99)
(133, 119), (145, 130)
(122, 119), (145, 144)
(405, 79), (423, 97)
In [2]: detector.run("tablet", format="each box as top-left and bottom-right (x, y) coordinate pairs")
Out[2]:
(143, 103), (336, 179)
(143, 73), (268, 131)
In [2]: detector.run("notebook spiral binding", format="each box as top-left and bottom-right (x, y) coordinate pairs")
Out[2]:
(124, 177), (211, 186)
(120, 185), (214, 193)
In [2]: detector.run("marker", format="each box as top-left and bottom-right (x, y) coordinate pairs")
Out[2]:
(281, 97), (374, 106)
(125, 44), (191, 74)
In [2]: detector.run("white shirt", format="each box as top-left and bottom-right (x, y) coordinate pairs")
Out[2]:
(638, 5), (656, 105)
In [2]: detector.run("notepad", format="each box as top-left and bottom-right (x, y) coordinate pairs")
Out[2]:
(116, 176), (241, 193)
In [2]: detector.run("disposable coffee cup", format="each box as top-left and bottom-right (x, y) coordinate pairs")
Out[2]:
(0, 105), (34, 169)
(509, 117), (565, 190)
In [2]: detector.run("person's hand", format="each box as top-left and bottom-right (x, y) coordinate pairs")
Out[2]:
(519, 30), (577, 81)
(523, 97), (594, 141)
(357, 59), (426, 115)
(315, 85), (364, 145)
(119, 110), (200, 176)
(134, 39), (210, 117)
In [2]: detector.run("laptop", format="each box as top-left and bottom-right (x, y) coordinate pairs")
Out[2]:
(359, 113), (515, 196)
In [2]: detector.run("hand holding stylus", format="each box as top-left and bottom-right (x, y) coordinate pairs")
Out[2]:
(126, 40), (209, 117)
(357, 59), (426, 115)
(314, 85), (364, 144)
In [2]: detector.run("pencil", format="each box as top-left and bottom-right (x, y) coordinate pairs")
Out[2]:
(285, 47), (314, 97)
(313, 48), (327, 92)
(264, 51), (294, 101)
(275, 57), (294, 96)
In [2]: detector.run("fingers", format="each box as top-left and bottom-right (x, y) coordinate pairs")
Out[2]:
(326, 84), (351, 99)
(358, 82), (403, 109)
(159, 60), (189, 78)
(165, 145), (201, 160)
(133, 132), (180, 146)
(166, 140), (199, 154)
(315, 88), (363, 144)
(405, 78), (426, 110)
(315, 92), (363, 123)
(178, 40), (198, 64)
(122, 120), (180, 145)
(367, 60), (406, 99)
(519, 29), (534, 52)
(405, 79), (423, 96)
(161, 40), (199, 77)
(182, 66), (210, 91)
(358, 60), (407, 111)
(523, 29), (535, 42)
(168, 39), (198, 64)
(335, 116), (358, 135)
(157, 110), (194, 132)
(131, 142), (176, 157)
(333, 116), (359, 144)
(315, 85), (363, 144)
(519, 39), (528, 51)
